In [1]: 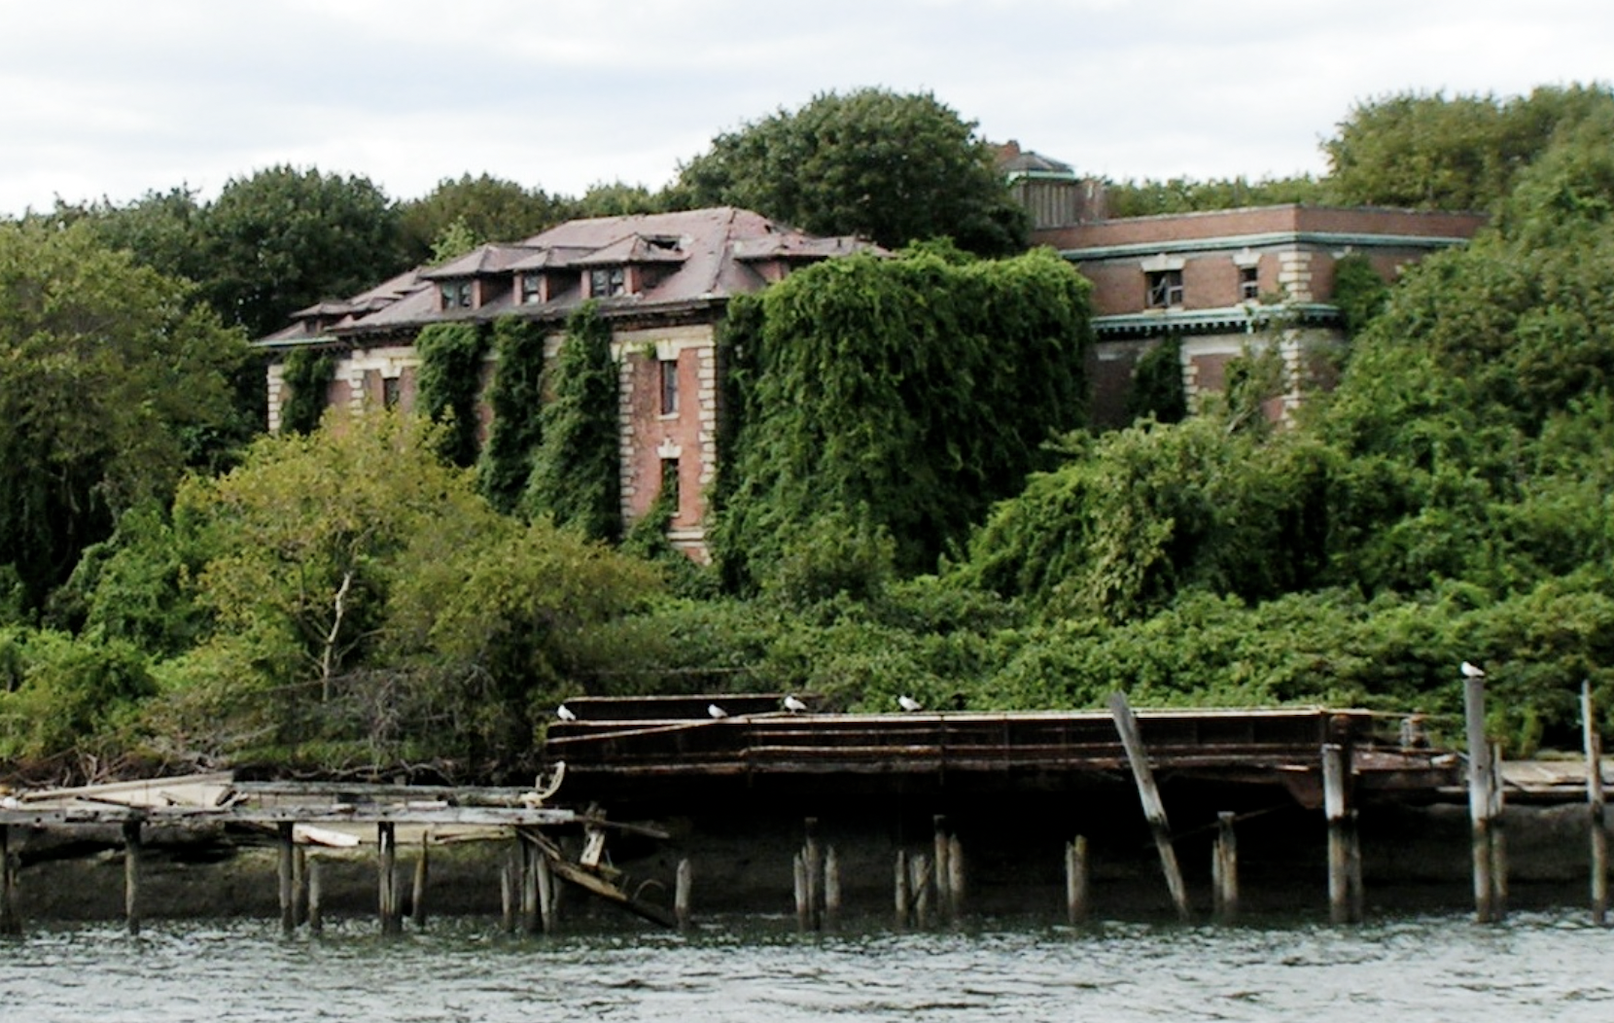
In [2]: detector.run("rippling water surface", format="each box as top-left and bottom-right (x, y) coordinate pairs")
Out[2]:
(5, 911), (1612, 1022)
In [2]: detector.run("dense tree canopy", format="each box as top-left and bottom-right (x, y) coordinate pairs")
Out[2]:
(0, 220), (246, 614)
(398, 173), (568, 262)
(673, 88), (1027, 255)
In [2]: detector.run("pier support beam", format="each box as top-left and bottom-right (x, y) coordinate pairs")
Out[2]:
(0, 825), (19, 936)
(675, 858), (693, 930)
(377, 822), (401, 935)
(411, 835), (430, 930)
(1065, 836), (1089, 925)
(307, 855), (323, 935)
(1109, 692), (1191, 921)
(803, 818), (822, 931)
(277, 821), (296, 934)
(1465, 675), (1504, 923)
(1213, 812), (1239, 923)
(1586, 681), (1608, 925)
(793, 851), (810, 931)
(933, 816), (951, 922)
(894, 850), (910, 928)
(823, 847), (840, 930)
(1322, 744), (1361, 924)
(535, 849), (555, 935)
(947, 833), (965, 920)
(910, 853), (932, 929)
(123, 818), (142, 936)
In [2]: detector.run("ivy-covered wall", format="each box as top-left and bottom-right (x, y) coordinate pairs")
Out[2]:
(415, 322), (490, 467)
(278, 347), (335, 434)
(479, 316), (549, 514)
(524, 303), (622, 542)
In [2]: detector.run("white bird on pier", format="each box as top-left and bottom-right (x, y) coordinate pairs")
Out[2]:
(783, 695), (808, 713)
(1461, 661), (1487, 680)
(708, 703), (729, 719)
(556, 704), (577, 722)
(897, 695), (922, 713)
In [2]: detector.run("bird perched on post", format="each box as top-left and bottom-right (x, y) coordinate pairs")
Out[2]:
(897, 695), (922, 713)
(708, 703), (729, 719)
(1461, 661), (1486, 680)
(783, 695), (808, 713)
(556, 704), (577, 722)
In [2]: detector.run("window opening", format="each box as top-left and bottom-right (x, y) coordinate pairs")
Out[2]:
(659, 357), (679, 416)
(1146, 269), (1184, 308)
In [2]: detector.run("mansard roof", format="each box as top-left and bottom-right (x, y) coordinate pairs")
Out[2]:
(259, 206), (877, 345)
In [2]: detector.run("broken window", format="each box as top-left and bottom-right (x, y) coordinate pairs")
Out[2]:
(1146, 269), (1183, 309)
(521, 272), (545, 304)
(1239, 265), (1260, 302)
(660, 456), (680, 511)
(440, 280), (473, 310)
(589, 267), (626, 297)
(659, 357), (679, 416)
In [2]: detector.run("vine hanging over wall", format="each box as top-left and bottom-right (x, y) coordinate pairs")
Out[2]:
(711, 245), (1092, 587)
(524, 302), (622, 542)
(415, 322), (490, 467)
(479, 316), (549, 514)
(278, 347), (335, 434)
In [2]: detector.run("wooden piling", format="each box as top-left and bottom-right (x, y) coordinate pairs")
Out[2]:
(292, 845), (308, 927)
(1322, 743), (1355, 924)
(1109, 692), (1191, 921)
(1347, 810), (1364, 924)
(675, 858), (693, 930)
(123, 818), (142, 936)
(910, 853), (931, 929)
(500, 842), (516, 933)
(1585, 681), (1608, 925)
(803, 818), (822, 931)
(933, 816), (951, 921)
(377, 822), (401, 935)
(307, 855), (323, 935)
(1, 825), (19, 936)
(947, 833), (965, 919)
(1465, 675), (1499, 923)
(894, 850), (910, 928)
(277, 821), (296, 934)
(411, 835), (430, 930)
(535, 851), (555, 934)
(1213, 812), (1238, 923)
(1065, 836), (1089, 925)
(823, 846), (841, 930)
(520, 835), (539, 934)
(793, 850), (810, 931)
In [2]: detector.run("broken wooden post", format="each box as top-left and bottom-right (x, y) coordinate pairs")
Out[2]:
(377, 822), (401, 935)
(933, 816), (951, 922)
(0, 825), (20, 936)
(499, 842), (516, 933)
(1065, 836), (1089, 925)
(910, 852), (932, 929)
(793, 850), (810, 931)
(277, 821), (296, 934)
(123, 817), (142, 936)
(1322, 743), (1355, 924)
(675, 858), (693, 930)
(947, 833), (965, 919)
(1109, 692), (1191, 921)
(520, 835), (539, 934)
(1213, 812), (1238, 923)
(894, 850), (910, 928)
(1491, 742), (1508, 919)
(535, 849), (555, 935)
(411, 834), (430, 930)
(1465, 674), (1499, 923)
(823, 846), (841, 930)
(1348, 809), (1364, 924)
(1586, 681), (1608, 925)
(307, 855), (324, 935)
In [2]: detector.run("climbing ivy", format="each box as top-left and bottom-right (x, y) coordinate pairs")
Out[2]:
(415, 322), (489, 467)
(479, 316), (549, 514)
(1331, 253), (1391, 337)
(711, 246), (1091, 586)
(525, 303), (622, 542)
(1124, 337), (1187, 425)
(278, 347), (334, 434)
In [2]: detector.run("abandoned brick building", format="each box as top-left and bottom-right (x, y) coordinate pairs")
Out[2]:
(260, 160), (1485, 556)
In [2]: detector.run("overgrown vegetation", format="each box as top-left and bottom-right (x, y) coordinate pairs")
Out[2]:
(479, 316), (549, 514)
(524, 303), (622, 542)
(415, 322), (490, 467)
(278, 348), (335, 435)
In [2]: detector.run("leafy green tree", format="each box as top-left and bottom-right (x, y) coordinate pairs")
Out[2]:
(525, 303), (622, 541)
(1124, 338), (1187, 425)
(199, 165), (408, 339)
(0, 220), (246, 612)
(399, 173), (566, 260)
(563, 181), (668, 220)
(1106, 175), (1326, 217)
(673, 88), (1027, 254)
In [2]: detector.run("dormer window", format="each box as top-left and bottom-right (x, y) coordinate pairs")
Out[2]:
(589, 267), (626, 298)
(521, 272), (546, 305)
(440, 280), (473, 310)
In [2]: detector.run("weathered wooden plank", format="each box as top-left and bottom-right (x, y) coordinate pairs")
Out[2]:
(1110, 692), (1191, 921)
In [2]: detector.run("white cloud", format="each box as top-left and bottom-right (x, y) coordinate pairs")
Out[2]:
(1, 0), (1610, 214)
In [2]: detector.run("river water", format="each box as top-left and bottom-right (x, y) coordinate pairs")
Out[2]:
(4, 910), (1611, 1022)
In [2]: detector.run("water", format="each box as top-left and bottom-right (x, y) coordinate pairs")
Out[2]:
(4, 911), (1612, 1022)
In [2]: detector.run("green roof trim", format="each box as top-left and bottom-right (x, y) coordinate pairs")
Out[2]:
(1060, 231), (1473, 262)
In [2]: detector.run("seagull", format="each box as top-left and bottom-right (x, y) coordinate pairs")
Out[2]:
(897, 695), (922, 713)
(783, 695), (808, 713)
(1461, 661), (1486, 680)
(556, 704), (577, 722)
(708, 703), (729, 719)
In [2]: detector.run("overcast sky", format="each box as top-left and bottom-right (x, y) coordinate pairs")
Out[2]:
(3, 0), (1610, 216)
